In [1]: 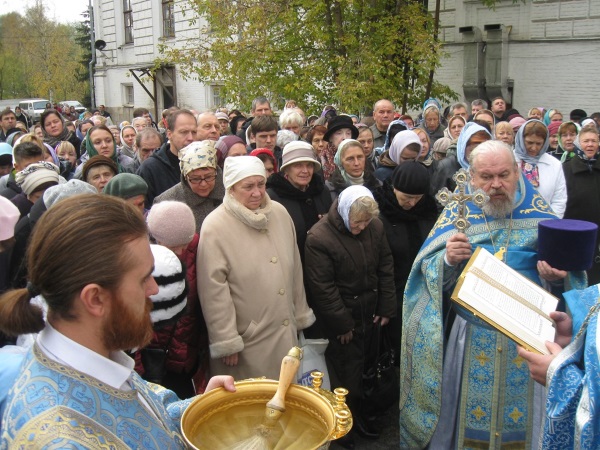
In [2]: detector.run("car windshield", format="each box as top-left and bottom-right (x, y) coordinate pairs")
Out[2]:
(33, 101), (47, 109)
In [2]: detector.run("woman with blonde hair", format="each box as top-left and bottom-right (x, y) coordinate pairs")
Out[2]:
(495, 121), (515, 147)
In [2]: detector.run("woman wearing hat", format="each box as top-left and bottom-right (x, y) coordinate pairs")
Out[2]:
(154, 140), (225, 232)
(373, 161), (438, 361)
(197, 156), (315, 381)
(327, 139), (381, 201)
(304, 185), (395, 446)
(321, 115), (359, 179)
(267, 141), (332, 261)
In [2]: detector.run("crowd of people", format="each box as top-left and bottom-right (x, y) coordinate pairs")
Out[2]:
(0, 95), (600, 449)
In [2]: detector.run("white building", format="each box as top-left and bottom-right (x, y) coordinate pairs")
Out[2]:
(431, 0), (600, 115)
(93, 0), (600, 121)
(92, 0), (222, 124)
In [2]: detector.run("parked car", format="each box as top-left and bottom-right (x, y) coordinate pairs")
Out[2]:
(61, 101), (86, 115)
(18, 99), (50, 123)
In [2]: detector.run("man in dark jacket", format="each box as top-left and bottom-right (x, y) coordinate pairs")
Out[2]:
(137, 109), (197, 207)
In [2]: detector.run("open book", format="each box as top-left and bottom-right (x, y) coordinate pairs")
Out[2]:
(451, 247), (558, 355)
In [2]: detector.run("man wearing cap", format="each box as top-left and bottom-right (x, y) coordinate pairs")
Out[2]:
(0, 143), (13, 177)
(103, 173), (149, 215)
(138, 110), (198, 207)
(154, 140), (225, 232)
(400, 140), (585, 450)
(370, 100), (395, 150)
(215, 112), (230, 136)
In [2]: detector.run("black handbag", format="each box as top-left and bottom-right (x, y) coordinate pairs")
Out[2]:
(362, 322), (399, 416)
(140, 322), (178, 385)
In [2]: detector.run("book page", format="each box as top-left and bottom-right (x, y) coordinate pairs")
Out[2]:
(452, 247), (558, 354)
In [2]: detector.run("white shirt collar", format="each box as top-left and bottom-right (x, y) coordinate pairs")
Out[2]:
(37, 323), (135, 391)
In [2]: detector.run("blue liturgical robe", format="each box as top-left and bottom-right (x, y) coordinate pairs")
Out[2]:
(399, 174), (586, 449)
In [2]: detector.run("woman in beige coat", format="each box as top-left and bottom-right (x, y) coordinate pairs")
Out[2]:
(197, 155), (316, 380)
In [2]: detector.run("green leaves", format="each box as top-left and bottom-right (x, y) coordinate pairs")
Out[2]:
(158, 0), (458, 113)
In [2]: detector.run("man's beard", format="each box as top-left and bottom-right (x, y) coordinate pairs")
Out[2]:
(102, 294), (154, 352)
(482, 188), (515, 218)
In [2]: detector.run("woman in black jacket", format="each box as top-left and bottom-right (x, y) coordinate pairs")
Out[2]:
(373, 161), (438, 359)
(266, 141), (332, 261)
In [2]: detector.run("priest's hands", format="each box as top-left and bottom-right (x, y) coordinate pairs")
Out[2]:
(517, 342), (563, 386)
(550, 311), (573, 348)
(537, 260), (567, 282)
(445, 233), (472, 266)
(205, 375), (236, 393)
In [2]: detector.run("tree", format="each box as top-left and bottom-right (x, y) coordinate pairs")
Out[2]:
(0, 1), (88, 102)
(158, 0), (457, 113)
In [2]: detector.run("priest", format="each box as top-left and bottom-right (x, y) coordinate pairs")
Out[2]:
(399, 140), (586, 449)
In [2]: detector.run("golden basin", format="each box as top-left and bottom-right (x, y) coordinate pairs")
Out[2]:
(181, 372), (352, 450)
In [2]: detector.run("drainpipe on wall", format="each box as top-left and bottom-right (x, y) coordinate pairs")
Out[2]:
(89, 0), (96, 110)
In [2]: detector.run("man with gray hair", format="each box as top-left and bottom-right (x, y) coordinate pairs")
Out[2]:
(400, 139), (584, 449)
(449, 102), (468, 120)
(251, 96), (272, 117)
(370, 99), (395, 149)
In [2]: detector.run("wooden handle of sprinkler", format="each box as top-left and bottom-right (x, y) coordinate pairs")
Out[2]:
(266, 347), (302, 413)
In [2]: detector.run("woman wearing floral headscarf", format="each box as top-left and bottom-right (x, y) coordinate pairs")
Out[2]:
(513, 119), (566, 217)
(154, 140), (225, 232)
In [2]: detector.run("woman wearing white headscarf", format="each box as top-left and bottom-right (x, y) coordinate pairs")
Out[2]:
(304, 185), (395, 445)
(374, 130), (423, 182)
(197, 156), (315, 381)
(513, 119), (567, 217)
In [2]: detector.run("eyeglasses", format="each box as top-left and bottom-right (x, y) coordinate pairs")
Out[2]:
(187, 174), (217, 184)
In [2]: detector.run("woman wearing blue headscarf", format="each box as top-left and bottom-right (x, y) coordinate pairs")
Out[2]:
(513, 119), (566, 217)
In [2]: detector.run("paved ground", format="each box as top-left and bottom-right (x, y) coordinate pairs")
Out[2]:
(330, 406), (399, 449)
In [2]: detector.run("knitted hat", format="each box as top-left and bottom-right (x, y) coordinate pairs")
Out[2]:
(433, 137), (452, 154)
(509, 116), (527, 133)
(547, 121), (562, 136)
(149, 244), (188, 328)
(103, 173), (148, 199)
(147, 201), (196, 247)
(43, 179), (97, 209)
(81, 155), (118, 182)
(324, 115), (359, 142)
(279, 141), (321, 171)
(0, 142), (12, 166)
(15, 161), (60, 196)
(391, 161), (430, 195)
(0, 196), (20, 240)
(179, 140), (218, 177)
(223, 155), (266, 190)
(215, 135), (246, 158)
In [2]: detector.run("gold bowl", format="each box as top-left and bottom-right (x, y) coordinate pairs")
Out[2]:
(181, 372), (352, 449)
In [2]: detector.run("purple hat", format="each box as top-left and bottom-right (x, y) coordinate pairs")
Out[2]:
(538, 219), (598, 271)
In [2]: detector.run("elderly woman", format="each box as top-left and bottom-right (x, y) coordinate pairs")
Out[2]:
(375, 130), (423, 182)
(40, 109), (81, 154)
(197, 156), (316, 380)
(322, 115), (359, 179)
(305, 185), (395, 445)
(514, 119), (567, 217)
(154, 140), (225, 232)
(267, 141), (332, 260)
(306, 124), (328, 159)
(558, 121), (580, 162)
(374, 161), (437, 362)
(419, 102), (445, 145)
(326, 139), (381, 200)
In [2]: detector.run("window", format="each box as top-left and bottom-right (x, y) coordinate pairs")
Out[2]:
(211, 85), (222, 108)
(123, 0), (134, 44)
(123, 84), (134, 105)
(162, 0), (175, 37)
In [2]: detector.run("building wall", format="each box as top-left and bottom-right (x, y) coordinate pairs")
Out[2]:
(92, 0), (216, 123)
(432, 0), (600, 114)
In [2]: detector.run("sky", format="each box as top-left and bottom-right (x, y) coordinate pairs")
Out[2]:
(1, 0), (90, 24)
